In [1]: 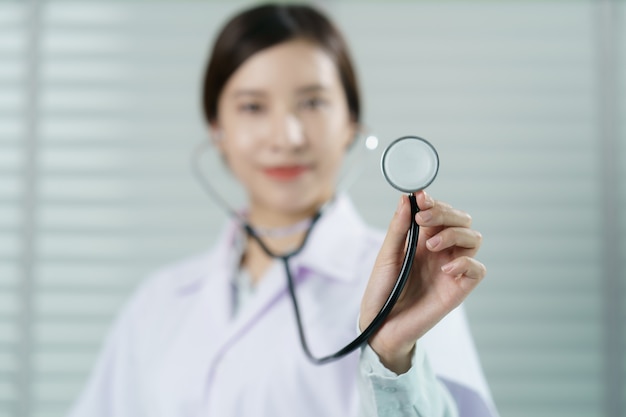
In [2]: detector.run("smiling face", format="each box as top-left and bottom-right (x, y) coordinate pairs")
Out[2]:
(213, 39), (356, 225)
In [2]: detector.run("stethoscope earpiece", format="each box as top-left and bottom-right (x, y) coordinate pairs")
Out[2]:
(381, 136), (439, 193)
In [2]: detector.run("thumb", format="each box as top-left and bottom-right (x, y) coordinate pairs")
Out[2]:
(376, 195), (413, 271)
(361, 195), (412, 317)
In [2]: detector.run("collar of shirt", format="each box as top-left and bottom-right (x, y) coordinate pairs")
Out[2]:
(170, 193), (380, 299)
(288, 194), (375, 282)
(228, 194), (377, 314)
(232, 194), (376, 279)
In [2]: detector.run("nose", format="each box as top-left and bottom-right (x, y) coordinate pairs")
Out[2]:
(271, 111), (306, 150)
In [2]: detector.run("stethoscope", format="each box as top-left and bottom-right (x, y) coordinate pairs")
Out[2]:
(191, 135), (439, 365)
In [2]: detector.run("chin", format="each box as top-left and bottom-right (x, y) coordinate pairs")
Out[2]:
(258, 189), (329, 217)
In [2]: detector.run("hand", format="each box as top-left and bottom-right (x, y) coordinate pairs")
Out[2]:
(359, 191), (486, 373)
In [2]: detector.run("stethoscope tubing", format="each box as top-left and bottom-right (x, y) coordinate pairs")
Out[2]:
(246, 195), (420, 365)
(192, 141), (421, 365)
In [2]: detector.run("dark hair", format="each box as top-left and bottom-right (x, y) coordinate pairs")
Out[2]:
(202, 3), (361, 125)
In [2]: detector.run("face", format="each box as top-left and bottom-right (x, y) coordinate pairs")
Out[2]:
(213, 39), (356, 221)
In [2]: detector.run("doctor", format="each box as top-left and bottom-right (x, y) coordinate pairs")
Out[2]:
(68, 3), (497, 417)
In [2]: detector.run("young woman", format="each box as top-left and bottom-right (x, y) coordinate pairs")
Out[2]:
(69, 3), (497, 417)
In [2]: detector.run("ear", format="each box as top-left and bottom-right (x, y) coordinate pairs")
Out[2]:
(209, 123), (225, 150)
(345, 121), (361, 149)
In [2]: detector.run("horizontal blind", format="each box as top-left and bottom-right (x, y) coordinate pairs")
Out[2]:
(26, 3), (242, 417)
(615, 1), (626, 415)
(333, 2), (603, 417)
(0, 3), (27, 417)
(1, 2), (622, 417)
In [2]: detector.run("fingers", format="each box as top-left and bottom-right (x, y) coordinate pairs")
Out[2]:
(414, 191), (481, 250)
(441, 256), (487, 281)
(426, 228), (483, 252)
(414, 190), (435, 211)
(415, 198), (472, 229)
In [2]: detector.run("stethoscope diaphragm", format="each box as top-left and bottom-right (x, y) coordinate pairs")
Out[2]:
(381, 136), (439, 193)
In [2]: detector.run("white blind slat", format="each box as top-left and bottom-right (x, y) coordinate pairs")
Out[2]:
(0, 4), (26, 417)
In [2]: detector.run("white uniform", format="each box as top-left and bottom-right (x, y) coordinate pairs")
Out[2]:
(68, 195), (498, 417)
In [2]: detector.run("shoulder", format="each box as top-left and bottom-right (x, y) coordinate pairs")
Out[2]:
(137, 219), (239, 300)
(114, 252), (208, 329)
(138, 251), (214, 300)
(116, 222), (236, 330)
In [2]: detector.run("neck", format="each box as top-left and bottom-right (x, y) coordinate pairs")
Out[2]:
(250, 217), (313, 239)
(246, 205), (319, 231)
(241, 219), (312, 284)
(240, 200), (328, 283)
(245, 207), (318, 254)
(244, 191), (335, 237)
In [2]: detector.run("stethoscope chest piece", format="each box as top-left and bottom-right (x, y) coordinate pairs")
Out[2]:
(381, 136), (439, 193)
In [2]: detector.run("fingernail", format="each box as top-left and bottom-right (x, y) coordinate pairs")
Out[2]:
(396, 196), (404, 212)
(441, 261), (455, 273)
(417, 211), (432, 222)
(427, 235), (441, 250)
(424, 193), (434, 207)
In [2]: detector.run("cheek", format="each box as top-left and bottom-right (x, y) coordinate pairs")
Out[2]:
(222, 121), (268, 151)
(217, 130), (256, 175)
(313, 122), (353, 155)
(221, 141), (252, 174)
(303, 110), (352, 148)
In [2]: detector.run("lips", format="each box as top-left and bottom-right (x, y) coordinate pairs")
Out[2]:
(263, 165), (310, 180)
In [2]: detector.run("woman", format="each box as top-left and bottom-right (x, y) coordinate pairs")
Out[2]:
(69, 3), (497, 417)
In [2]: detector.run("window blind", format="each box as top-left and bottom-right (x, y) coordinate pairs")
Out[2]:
(618, 1), (625, 413)
(26, 4), (236, 417)
(0, 2), (622, 417)
(337, 3), (604, 416)
(0, 3), (27, 417)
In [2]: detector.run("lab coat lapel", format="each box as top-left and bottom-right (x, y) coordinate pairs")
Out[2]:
(224, 260), (286, 334)
(169, 225), (238, 362)
(292, 194), (378, 282)
(202, 222), (293, 365)
(203, 194), (376, 361)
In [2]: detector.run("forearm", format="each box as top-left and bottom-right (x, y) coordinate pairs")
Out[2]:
(357, 342), (458, 417)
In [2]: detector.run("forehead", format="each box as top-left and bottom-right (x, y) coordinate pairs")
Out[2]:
(223, 39), (342, 94)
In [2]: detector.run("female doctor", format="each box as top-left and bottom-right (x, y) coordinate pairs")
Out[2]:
(68, 3), (498, 417)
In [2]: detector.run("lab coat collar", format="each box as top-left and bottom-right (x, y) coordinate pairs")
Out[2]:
(165, 194), (378, 372)
(290, 194), (377, 283)
(173, 193), (378, 297)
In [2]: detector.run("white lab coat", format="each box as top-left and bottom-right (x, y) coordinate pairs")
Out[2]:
(68, 195), (497, 417)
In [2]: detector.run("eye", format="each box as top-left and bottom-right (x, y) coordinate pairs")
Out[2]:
(299, 97), (327, 110)
(239, 102), (265, 114)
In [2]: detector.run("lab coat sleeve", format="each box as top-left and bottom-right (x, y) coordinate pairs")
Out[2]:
(357, 342), (459, 417)
(66, 288), (149, 417)
(420, 306), (500, 417)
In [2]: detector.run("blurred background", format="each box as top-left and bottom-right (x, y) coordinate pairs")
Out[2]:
(0, 0), (624, 416)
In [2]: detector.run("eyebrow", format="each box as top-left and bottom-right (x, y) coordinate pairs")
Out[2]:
(230, 84), (330, 99)
(295, 84), (329, 94)
(231, 89), (266, 98)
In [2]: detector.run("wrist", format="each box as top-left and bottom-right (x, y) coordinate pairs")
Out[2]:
(371, 341), (416, 374)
